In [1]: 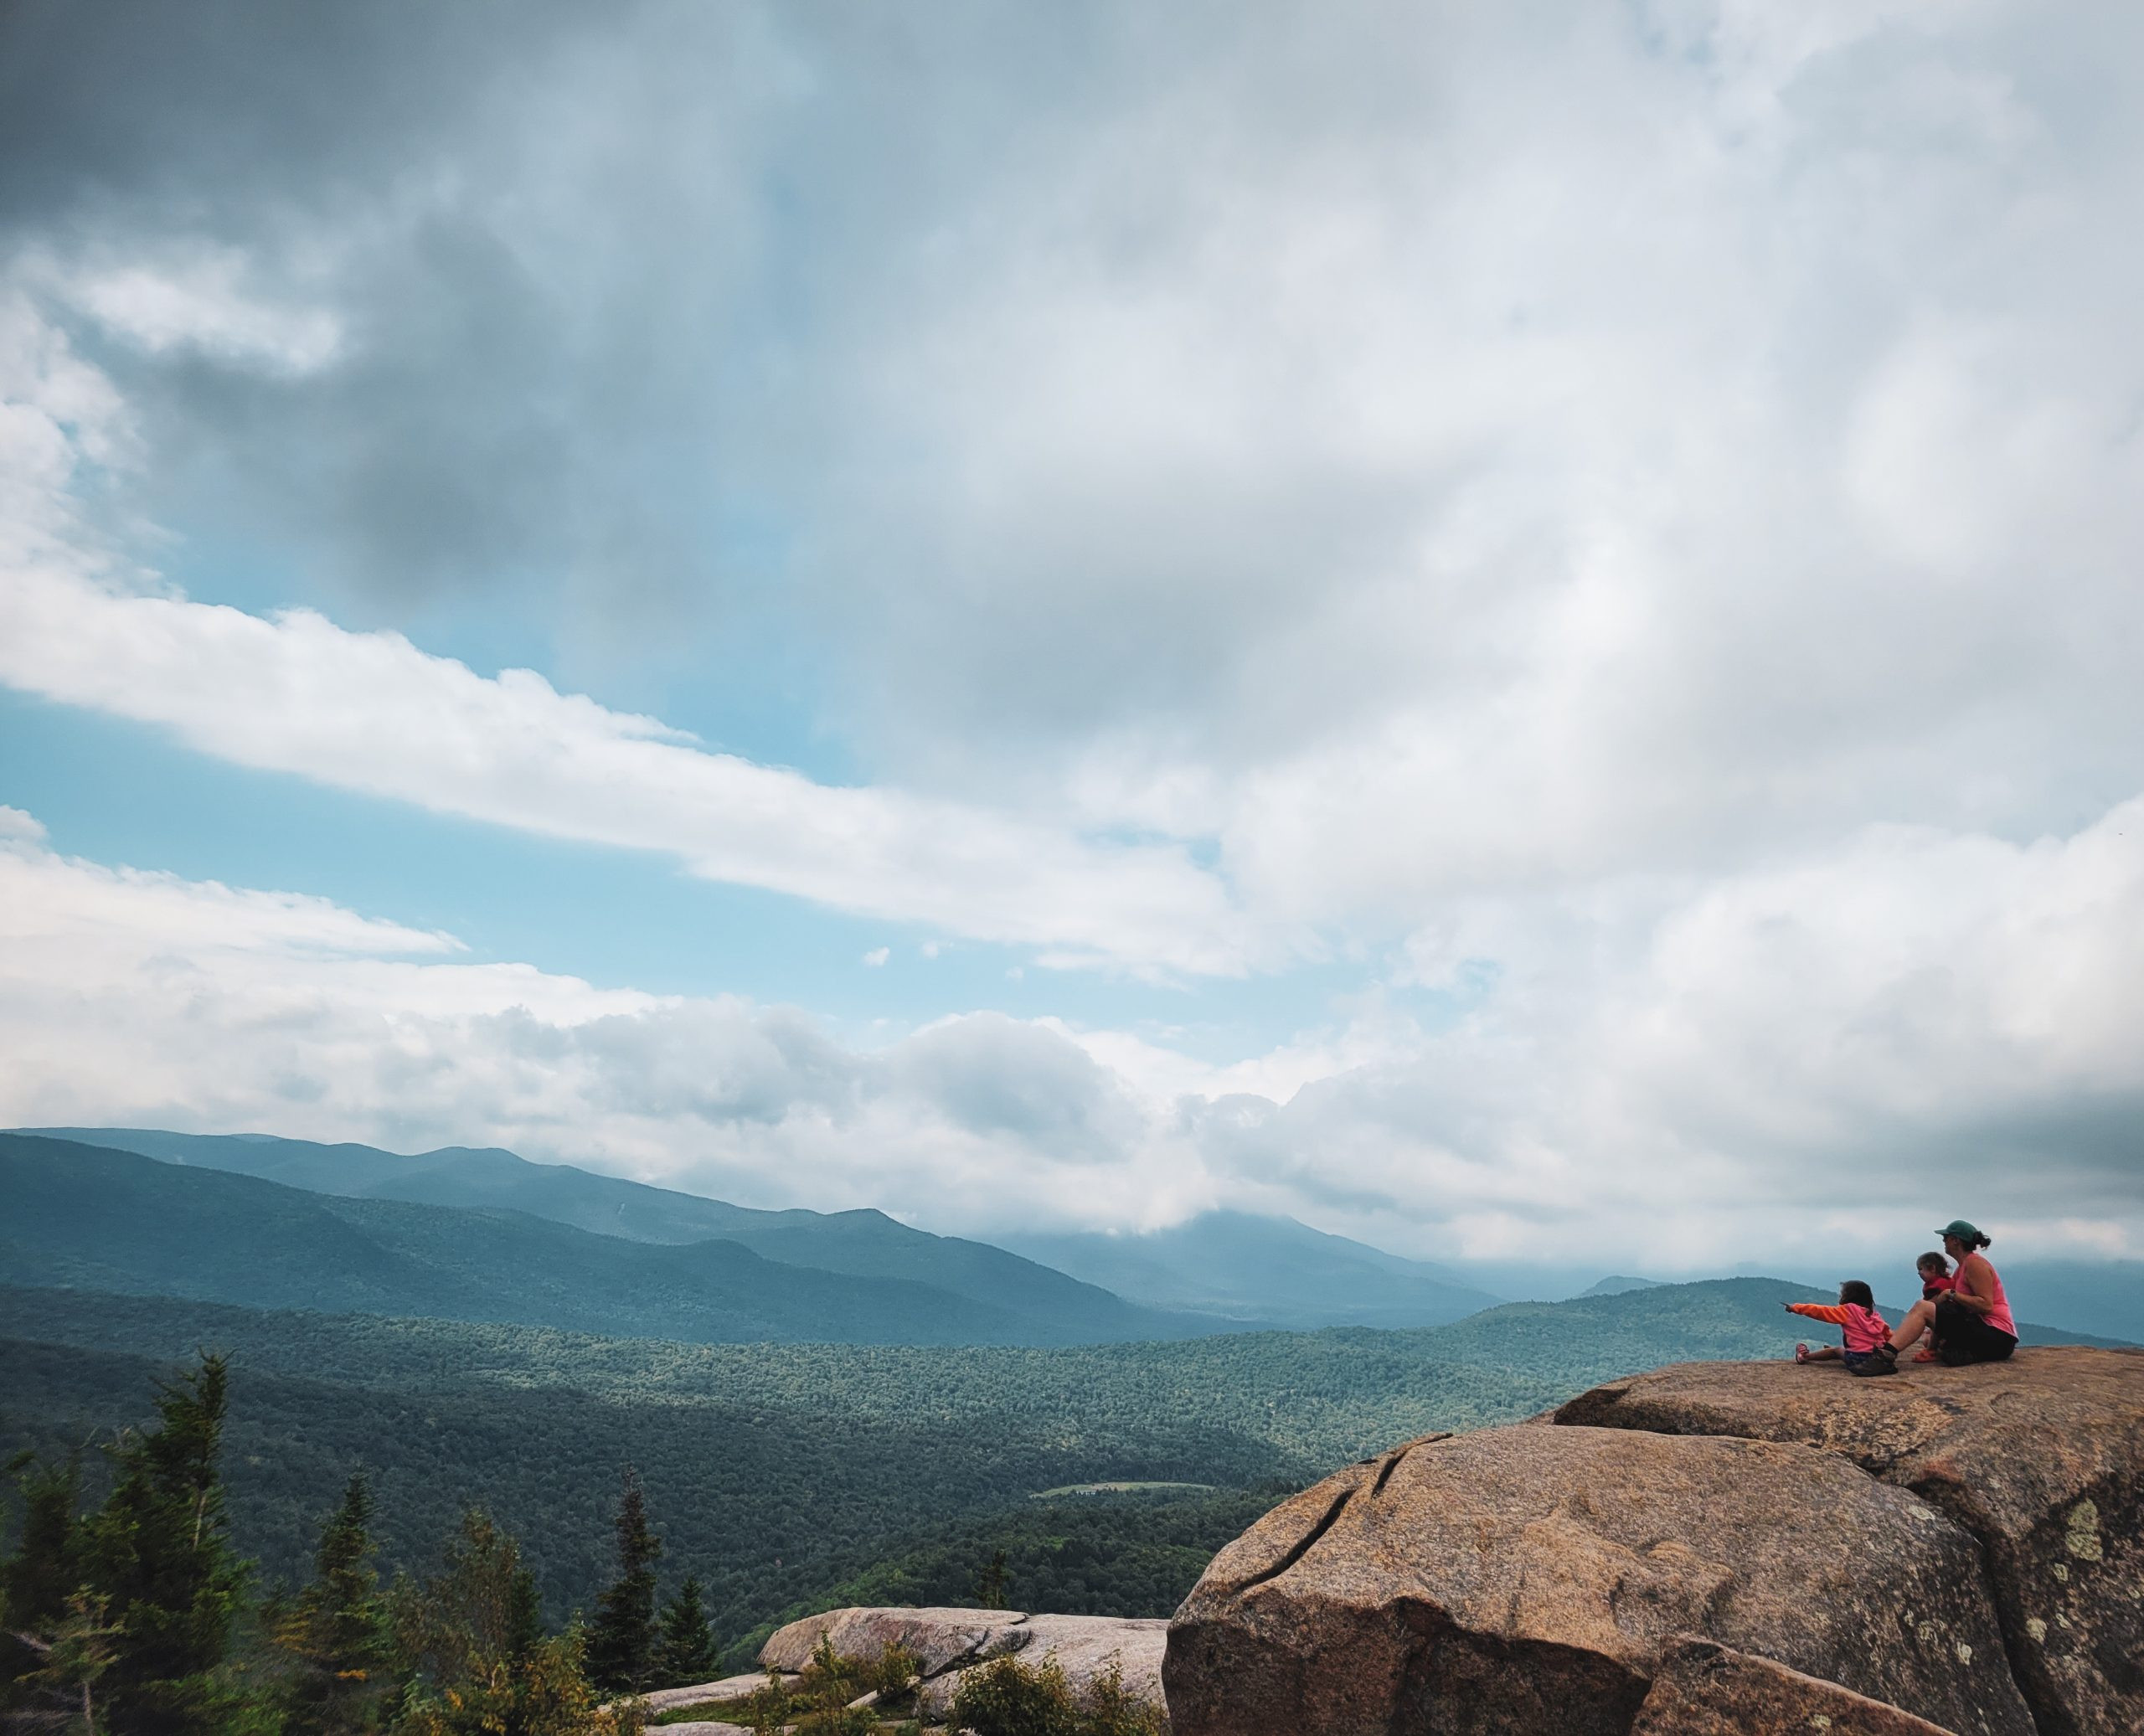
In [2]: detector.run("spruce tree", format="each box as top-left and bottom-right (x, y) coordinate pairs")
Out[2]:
(279, 1471), (390, 1734)
(79, 1352), (254, 1735)
(583, 1468), (662, 1692)
(387, 1508), (632, 1736)
(2, 1449), (94, 1714)
(654, 1575), (718, 1687)
(974, 1548), (1011, 1610)
(2, 1450), (83, 1689)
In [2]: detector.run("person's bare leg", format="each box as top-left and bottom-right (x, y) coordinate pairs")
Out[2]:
(1889, 1299), (1936, 1353)
(1800, 1345), (1842, 1362)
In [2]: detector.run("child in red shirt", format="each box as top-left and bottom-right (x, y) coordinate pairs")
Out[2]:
(1897, 1251), (1953, 1362)
(1786, 1280), (1894, 1374)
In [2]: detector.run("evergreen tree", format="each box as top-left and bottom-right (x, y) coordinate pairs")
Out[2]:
(974, 1548), (1011, 1610)
(78, 1352), (255, 1735)
(583, 1468), (662, 1692)
(3, 1451), (111, 1729)
(653, 1575), (718, 1687)
(2, 1449), (84, 1691)
(278, 1471), (391, 1734)
(386, 1508), (637, 1736)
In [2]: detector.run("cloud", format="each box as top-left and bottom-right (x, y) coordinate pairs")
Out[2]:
(44, 249), (344, 373)
(3, 2), (2141, 1263)
(0, 561), (1264, 976)
(1, 811), (2137, 1265)
(0, 296), (1265, 977)
(861, 946), (889, 967)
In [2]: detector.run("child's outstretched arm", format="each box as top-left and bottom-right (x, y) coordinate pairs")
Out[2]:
(1786, 1301), (1852, 1325)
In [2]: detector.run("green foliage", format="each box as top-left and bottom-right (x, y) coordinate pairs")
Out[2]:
(4, 1589), (121, 1733)
(1, 1448), (83, 1693)
(948, 1653), (1167, 1736)
(653, 1574), (718, 1687)
(797, 1487), (1281, 1626)
(75, 1352), (258, 1735)
(973, 1548), (1010, 1610)
(4, 1273), (1863, 1672)
(585, 1467), (662, 1693)
(713, 1636), (917, 1736)
(0, 1133), (1181, 1350)
(0, 1282), (1558, 1646)
(384, 1508), (642, 1736)
(274, 1471), (393, 1735)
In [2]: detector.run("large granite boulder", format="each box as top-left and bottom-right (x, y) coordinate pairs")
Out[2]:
(1165, 1426), (2032, 1736)
(1629, 1636), (1956, 1735)
(1559, 1347), (2144, 1735)
(760, 1605), (1024, 1676)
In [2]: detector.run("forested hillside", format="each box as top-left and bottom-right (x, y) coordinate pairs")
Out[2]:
(0, 1275), (1835, 1651)
(0, 1133), (1211, 1346)
(5, 1273), (2119, 1660)
(31, 1126), (1194, 1338)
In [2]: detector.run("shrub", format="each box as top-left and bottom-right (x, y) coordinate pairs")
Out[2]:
(947, 1652), (1163, 1736)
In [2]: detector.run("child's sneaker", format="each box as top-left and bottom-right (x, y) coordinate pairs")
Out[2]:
(1793, 1342), (1812, 1363)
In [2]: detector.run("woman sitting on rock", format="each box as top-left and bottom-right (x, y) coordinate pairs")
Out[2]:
(1884, 1221), (2017, 1368)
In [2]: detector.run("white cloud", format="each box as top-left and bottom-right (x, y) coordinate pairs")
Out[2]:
(31, 246), (345, 375)
(0, 291), (1261, 979)
(861, 946), (889, 967)
(0, 811), (2136, 1265)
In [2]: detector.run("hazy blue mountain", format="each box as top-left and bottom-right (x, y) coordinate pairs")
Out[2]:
(21, 1126), (1217, 1341)
(999, 1209), (1502, 1328)
(1582, 1274), (1665, 1297)
(0, 1133), (1219, 1346)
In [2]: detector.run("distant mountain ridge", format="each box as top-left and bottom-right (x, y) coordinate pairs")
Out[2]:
(1000, 1209), (1503, 1329)
(20, 1126), (1235, 1343)
(0, 1132), (1226, 1347)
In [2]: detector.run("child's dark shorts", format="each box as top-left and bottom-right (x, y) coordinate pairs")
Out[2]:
(1842, 1347), (1889, 1369)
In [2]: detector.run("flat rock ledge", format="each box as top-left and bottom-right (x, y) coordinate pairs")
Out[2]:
(1166, 1346), (2144, 1736)
(652, 1605), (1167, 1726)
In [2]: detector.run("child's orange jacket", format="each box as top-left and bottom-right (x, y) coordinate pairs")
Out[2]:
(1787, 1301), (1889, 1353)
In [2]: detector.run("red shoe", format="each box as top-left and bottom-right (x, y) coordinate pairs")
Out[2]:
(1912, 1348), (1939, 1363)
(1794, 1342), (1812, 1363)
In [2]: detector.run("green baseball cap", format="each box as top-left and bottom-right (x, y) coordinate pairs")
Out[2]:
(1935, 1219), (1983, 1243)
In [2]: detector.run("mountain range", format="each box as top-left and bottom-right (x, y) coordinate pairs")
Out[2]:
(15, 1126), (2141, 1342)
(0, 1132), (1213, 1346)
(1000, 1210), (1502, 1328)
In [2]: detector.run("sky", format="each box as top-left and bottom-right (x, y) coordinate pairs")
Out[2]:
(2, 0), (2141, 1273)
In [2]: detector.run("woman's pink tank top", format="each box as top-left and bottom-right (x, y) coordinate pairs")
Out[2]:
(1963, 1254), (2017, 1337)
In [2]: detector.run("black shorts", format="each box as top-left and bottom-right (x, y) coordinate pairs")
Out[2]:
(1934, 1296), (2016, 1366)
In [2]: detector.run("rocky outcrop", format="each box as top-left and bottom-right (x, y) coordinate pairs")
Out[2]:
(1561, 1347), (2144, 1735)
(673, 1605), (1172, 1723)
(1167, 1426), (2028, 1736)
(1167, 1347), (2144, 1736)
(638, 1672), (776, 1718)
(760, 1605), (1023, 1677)
(1629, 1637), (1956, 1735)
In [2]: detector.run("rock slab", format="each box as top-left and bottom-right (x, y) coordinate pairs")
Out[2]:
(759, 1605), (1168, 1723)
(1165, 1426), (2029, 1736)
(1559, 1347), (2144, 1736)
